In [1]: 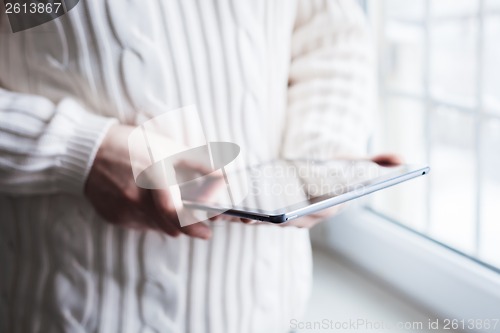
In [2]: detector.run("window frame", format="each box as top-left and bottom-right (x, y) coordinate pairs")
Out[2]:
(371, 0), (495, 255)
(311, 0), (500, 322)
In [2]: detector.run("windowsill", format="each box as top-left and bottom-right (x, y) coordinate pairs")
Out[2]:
(304, 247), (452, 333)
(310, 207), (500, 333)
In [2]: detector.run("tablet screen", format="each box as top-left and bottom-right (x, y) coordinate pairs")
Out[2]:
(180, 159), (427, 216)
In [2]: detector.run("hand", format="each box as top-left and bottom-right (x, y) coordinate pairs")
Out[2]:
(84, 124), (212, 239)
(241, 153), (403, 229)
(237, 204), (343, 229)
(370, 153), (403, 167)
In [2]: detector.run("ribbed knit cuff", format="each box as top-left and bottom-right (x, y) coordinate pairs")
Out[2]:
(55, 98), (118, 194)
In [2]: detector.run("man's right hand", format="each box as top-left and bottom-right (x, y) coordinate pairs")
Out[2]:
(84, 124), (213, 239)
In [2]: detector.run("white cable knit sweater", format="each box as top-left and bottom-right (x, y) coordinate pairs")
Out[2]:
(0, 1), (373, 332)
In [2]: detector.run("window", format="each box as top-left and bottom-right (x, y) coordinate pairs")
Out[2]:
(368, 0), (500, 270)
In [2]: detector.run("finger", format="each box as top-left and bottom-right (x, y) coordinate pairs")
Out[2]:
(177, 160), (232, 198)
(197, 174), (226, 200)
(120, 207), (160, 231)
(222, 215), (253, 223)
(181, 222), (212, 240)
(154, 217), (182, 237)
(110, 205), (159, 230)
(371, 154), (403, 167)
(150, 188), (194, 237)
(151, 187), (177, 213)
(183, 172), (226, 204)
(174, 159), (213, 174)
(241, 219), (265, 225)
(208, 214), (258, 225)
(285, 216), (318, 229)
(209, 214), (225, 221)
(227, 216), (247, 223)
(152, 188), (214, 239)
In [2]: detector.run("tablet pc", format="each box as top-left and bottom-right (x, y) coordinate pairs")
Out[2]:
(182, 159), (429, 223)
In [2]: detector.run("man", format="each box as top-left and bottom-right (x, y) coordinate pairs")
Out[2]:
(0, 0), (374, 332)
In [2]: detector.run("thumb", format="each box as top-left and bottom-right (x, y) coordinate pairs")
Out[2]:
(181, 222), (213, 240)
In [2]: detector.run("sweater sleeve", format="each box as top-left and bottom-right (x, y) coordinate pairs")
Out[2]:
(0, 88), (117, 195)
(281, 0), (375, 159)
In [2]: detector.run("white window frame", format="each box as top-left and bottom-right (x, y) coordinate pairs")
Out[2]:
(311, 0), (500, 328)
(371, 0), (500, 252)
